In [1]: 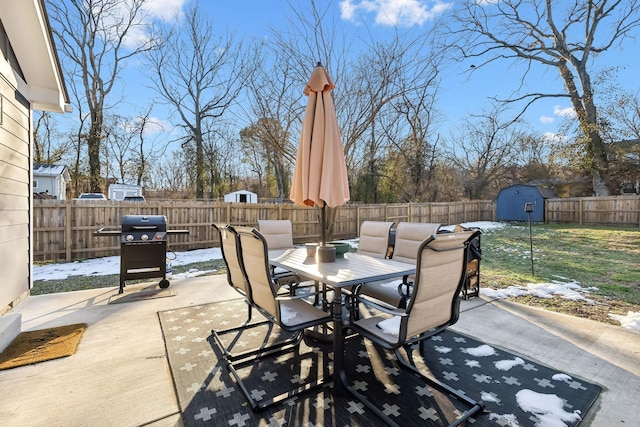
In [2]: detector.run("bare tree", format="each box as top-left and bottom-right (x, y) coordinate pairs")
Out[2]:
(446, 105), (529, 199)
(452, 0), (640, 196)
(239, 119), (292, 199)
(47, 0), (158, 193)
(145, 2), (248, 199)
(102, 108), (165, 186)
(33, 112), (70, 164)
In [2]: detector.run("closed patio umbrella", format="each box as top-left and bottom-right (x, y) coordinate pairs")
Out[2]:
(290, 63), (349, 261)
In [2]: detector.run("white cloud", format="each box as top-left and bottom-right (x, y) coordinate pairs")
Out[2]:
(143, 0), (186, 22)
(542, 132), (566, 144)
(121, 116), (169, 134)
(539, 115), (554, 124)
(340, 0), (451, 27)
(119, 0), (186, 50)
(553, 105), (577, 118)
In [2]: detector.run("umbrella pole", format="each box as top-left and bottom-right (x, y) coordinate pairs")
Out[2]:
(317, 204), (336, 262)
(321, 204), (326, 246)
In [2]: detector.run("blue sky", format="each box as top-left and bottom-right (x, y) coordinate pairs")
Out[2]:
(111, 0), (638, 147)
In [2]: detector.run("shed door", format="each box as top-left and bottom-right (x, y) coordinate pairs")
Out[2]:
(497, 187), (545, 222)
(0, 81), (31, 309)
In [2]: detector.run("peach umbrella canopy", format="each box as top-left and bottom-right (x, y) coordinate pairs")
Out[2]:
(290, 63), (350, 209)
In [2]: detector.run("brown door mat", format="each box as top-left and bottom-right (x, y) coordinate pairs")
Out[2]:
(0, 323), (86, 370)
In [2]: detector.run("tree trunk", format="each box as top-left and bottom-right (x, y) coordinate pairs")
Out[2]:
(558, 61), (611, 196)
(88, 109), (103, 192)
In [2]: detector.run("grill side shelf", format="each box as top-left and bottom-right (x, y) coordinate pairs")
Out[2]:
(93, 227), (121, 236)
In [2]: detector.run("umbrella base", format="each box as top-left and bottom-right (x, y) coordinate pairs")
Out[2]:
(317, 245), (336, 263)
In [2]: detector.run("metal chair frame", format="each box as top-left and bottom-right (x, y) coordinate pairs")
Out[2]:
(342, 231), (485, 427)
(213, 228), (332, 411)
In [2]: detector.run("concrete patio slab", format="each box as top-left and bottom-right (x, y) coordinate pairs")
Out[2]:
(0, 275), (637, 426)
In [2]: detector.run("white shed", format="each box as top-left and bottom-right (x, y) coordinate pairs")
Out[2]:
(33, 163), (71, 199)
(224, 190), (258, 203)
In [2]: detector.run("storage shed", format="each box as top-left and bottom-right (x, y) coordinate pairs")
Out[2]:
(496, 184), (556, 222)
(224, 190), (257, 203)
(33, 163), (71, 199)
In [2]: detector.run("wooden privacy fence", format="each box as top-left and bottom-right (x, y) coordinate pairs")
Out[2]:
(33, 199), (495, 262)
(545, 196), (640, 226)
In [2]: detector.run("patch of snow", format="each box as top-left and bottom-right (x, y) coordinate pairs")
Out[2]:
(463, 344), (497, 357)
(279, 305), (297, 323)
(515, 389), (582, 425)
(488, 413), (521, 426)
(608, 311), (640, 331)
(465, 359), (481, 368)
(440, 221), (508, 233)
(376, 316), (401, 337)
(481, 279), (596, 304)
(495, 357), (525, 371)
(552, 373), (572, 382)
(33, 248), (223, 281)
(481, 391), (502, 403)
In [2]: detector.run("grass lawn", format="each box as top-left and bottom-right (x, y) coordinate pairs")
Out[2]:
(33, 223), (640, 326)
(480, 223), (640, 325)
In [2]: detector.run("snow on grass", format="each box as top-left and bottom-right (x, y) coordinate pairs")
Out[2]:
(33, 247), (223, 281)
(608, 311), (640, 332)
(481, 278), (597, 303)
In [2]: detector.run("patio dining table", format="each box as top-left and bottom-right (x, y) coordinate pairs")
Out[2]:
(268, 247), (415, 394)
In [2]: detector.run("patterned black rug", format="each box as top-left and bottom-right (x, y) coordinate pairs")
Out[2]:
(158, 299), (601, 426)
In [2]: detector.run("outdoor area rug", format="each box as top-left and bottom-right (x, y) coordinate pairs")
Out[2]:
(158, 299), (601, 426)
(0, 323), (86, 370)
(109, 284), (175, 304)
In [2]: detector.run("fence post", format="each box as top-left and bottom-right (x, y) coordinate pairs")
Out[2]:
(579, 198), (583, 225)
(65, 201), (72, 261)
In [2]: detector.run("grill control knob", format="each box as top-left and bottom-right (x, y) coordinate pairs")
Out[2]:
(141, 234), (149, 241)
(126, 234), (134, 241)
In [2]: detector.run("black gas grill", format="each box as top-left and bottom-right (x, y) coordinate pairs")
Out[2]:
(95, 215), (188, 293)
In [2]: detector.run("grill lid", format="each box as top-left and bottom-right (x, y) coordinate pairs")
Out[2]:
(121, 215), (167, 232)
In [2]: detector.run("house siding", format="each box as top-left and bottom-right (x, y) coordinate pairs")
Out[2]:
(0, 74), (31, 311)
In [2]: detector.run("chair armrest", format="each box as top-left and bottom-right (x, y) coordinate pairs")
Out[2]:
(275, 291), (325, 302)
(273, 271), (300, 287)
(355, 293), (407, 317)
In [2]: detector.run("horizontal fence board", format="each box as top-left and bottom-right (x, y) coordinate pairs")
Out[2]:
(545, 196), (640, 226)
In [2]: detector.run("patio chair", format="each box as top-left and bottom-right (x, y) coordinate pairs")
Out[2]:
(343, 220), (394, 316)
(211, 223), (257, 325)
(356, 222), (441, 308)
(453, 224), (482, 299)
(215, 228), (332, 411)
(342, 230), (484, 427)
(356, 220), (394, 258)
(258, 219), (319, 303)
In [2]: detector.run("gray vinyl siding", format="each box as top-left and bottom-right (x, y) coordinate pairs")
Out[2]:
(0, 74), (31, 310)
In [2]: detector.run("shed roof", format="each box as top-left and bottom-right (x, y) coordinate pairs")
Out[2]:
(33, 163), (70, 181)
(499, 184), (556, 199)
(226, 190), (257, 195)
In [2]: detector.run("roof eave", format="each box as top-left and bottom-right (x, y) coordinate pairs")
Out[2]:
(0, 0), (69, 113)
